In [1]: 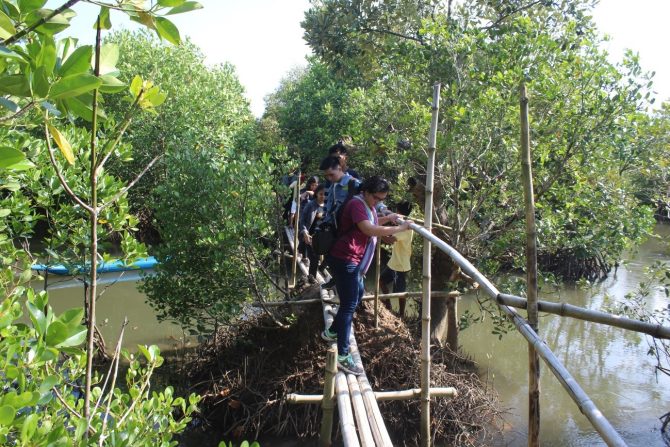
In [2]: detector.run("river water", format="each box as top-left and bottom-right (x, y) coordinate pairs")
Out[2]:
(458, 223), (670, 446)
(38, 224), (670, 445)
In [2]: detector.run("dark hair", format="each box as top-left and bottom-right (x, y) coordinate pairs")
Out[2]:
(397, 201), (413, 216)
(306, 175), (319, 187)
(319, 155), (342, 171)
(360, 176), (390, 194)
(328, 141), (348, 156)
(314, 184), (326, 194)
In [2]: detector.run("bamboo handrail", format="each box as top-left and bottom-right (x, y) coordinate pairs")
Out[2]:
(405, 221), (628, 447)
(497, 293), (670, 339)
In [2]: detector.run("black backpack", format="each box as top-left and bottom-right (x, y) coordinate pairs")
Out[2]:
(312, 179), (359, 255)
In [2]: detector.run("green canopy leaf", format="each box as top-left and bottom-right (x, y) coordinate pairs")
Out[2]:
(158, 0), (186, 6)
(49, 73), (101, 99)
(58, 45), (92, 76)
(99, 43), (119, 76)
(0, 405), (15, 425)
(155, 17), (180, 45)
(0, 10), (17, 39)
(0, 146), (34, 171)
(166, 1), (203, 15)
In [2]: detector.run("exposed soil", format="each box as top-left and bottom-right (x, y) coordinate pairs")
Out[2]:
(184, 299), (502, 446)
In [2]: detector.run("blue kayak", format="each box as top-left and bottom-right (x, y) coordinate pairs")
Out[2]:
(31, 256), (158, 276)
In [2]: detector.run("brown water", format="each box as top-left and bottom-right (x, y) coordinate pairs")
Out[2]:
(458, 223), (670, 446)
(38, 224), (670, 445)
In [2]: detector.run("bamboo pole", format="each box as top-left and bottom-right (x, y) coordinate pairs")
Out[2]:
(520, 82), (540, 447)
(347, 373), (375, 446)
(350, 338), (394, 447)
(375, 387), (457, 401)
(287, 387), (457, 403)
(420, 82), (441, 447)
(497, 293), (670, 339)
(404, 222), (627, 446)
(290, 171), (301, 288)
(374, 242), (382, 328)
(335, 372), (360, 447)
(319, 347), (337, 446)
(446, 295), (458, 351)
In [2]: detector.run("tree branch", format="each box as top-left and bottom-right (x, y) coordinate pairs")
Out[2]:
(2, 0), (82, 45)
(97, 154), (162, 211)
(44, 120), (96, 214)
(0, 101), (35, 123)
(481, 1), (543, 30)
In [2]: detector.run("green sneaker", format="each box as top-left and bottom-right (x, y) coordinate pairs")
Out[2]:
(321, 327), (337, 342)
(337, 354), (364, 376)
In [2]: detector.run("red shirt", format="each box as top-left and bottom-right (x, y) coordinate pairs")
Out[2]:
(330, 196), (377, 264)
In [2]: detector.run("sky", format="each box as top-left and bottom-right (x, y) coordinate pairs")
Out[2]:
(52, 0), (669, 117)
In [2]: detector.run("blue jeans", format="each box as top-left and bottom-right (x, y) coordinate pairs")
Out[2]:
(328, 255), (365, 357)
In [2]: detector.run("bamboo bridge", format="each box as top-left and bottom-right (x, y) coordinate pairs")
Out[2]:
(276, 84), (670, 447)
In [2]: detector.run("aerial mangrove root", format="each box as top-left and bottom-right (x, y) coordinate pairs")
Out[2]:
(184, 301), (502, 445)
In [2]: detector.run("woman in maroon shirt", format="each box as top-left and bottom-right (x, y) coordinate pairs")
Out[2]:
(321, 176), (412, 375)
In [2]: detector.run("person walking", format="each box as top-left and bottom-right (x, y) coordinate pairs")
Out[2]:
(321, 176), (412, 375)
(300, 184), (326, 282)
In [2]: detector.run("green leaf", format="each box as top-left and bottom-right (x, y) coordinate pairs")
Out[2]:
(63, 93), (106, 122)
(32, 65), (50, 97)
(0, 74), (30, 96)
(0, 45), (24, 61)
(155, 17), (180, 45)
(0, 405), (15, 425)
(26, 300), (47, 336)
(99, 6), (112, 30)
(99, 43), (119, 76)
(58, 45), (92, 76)
(29, 8), (75, 35)
(0, 209), (9, 217)
(21, 413), (39, 444)
(0, 146), (34, 171)
(37, 35), (57, 76)
(49, 73), (101, 99)
(47, 123), (75, 165)
(129, 74), (142, 97)
(59, 307), (84, 327)
(0, 10), (17, 39)
(166, 1), (203, 15)
(39, 375), (60, 394)
(18, 0), (48, 12)
(46, 320), (86, 347)
(99, 74), (125, 93)
(138, 344), (151, 361)
(158, 0), (186, 6)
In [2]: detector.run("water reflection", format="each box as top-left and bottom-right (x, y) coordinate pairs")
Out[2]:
(460, 224), (670, 446)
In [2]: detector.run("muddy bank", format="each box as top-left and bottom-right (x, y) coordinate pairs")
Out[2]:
(183, 299), (501, 446)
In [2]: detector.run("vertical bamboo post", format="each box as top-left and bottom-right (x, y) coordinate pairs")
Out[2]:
(446, 296), (458, 351)
(520, 82), (540, 447)
(320, 347), (337, 446)
(374, 241), (381, 328)
(290, 171), (301, 288)
(421, 82), (441, 447)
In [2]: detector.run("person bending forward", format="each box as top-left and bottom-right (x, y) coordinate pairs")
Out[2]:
(321, 176), (412, 376)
